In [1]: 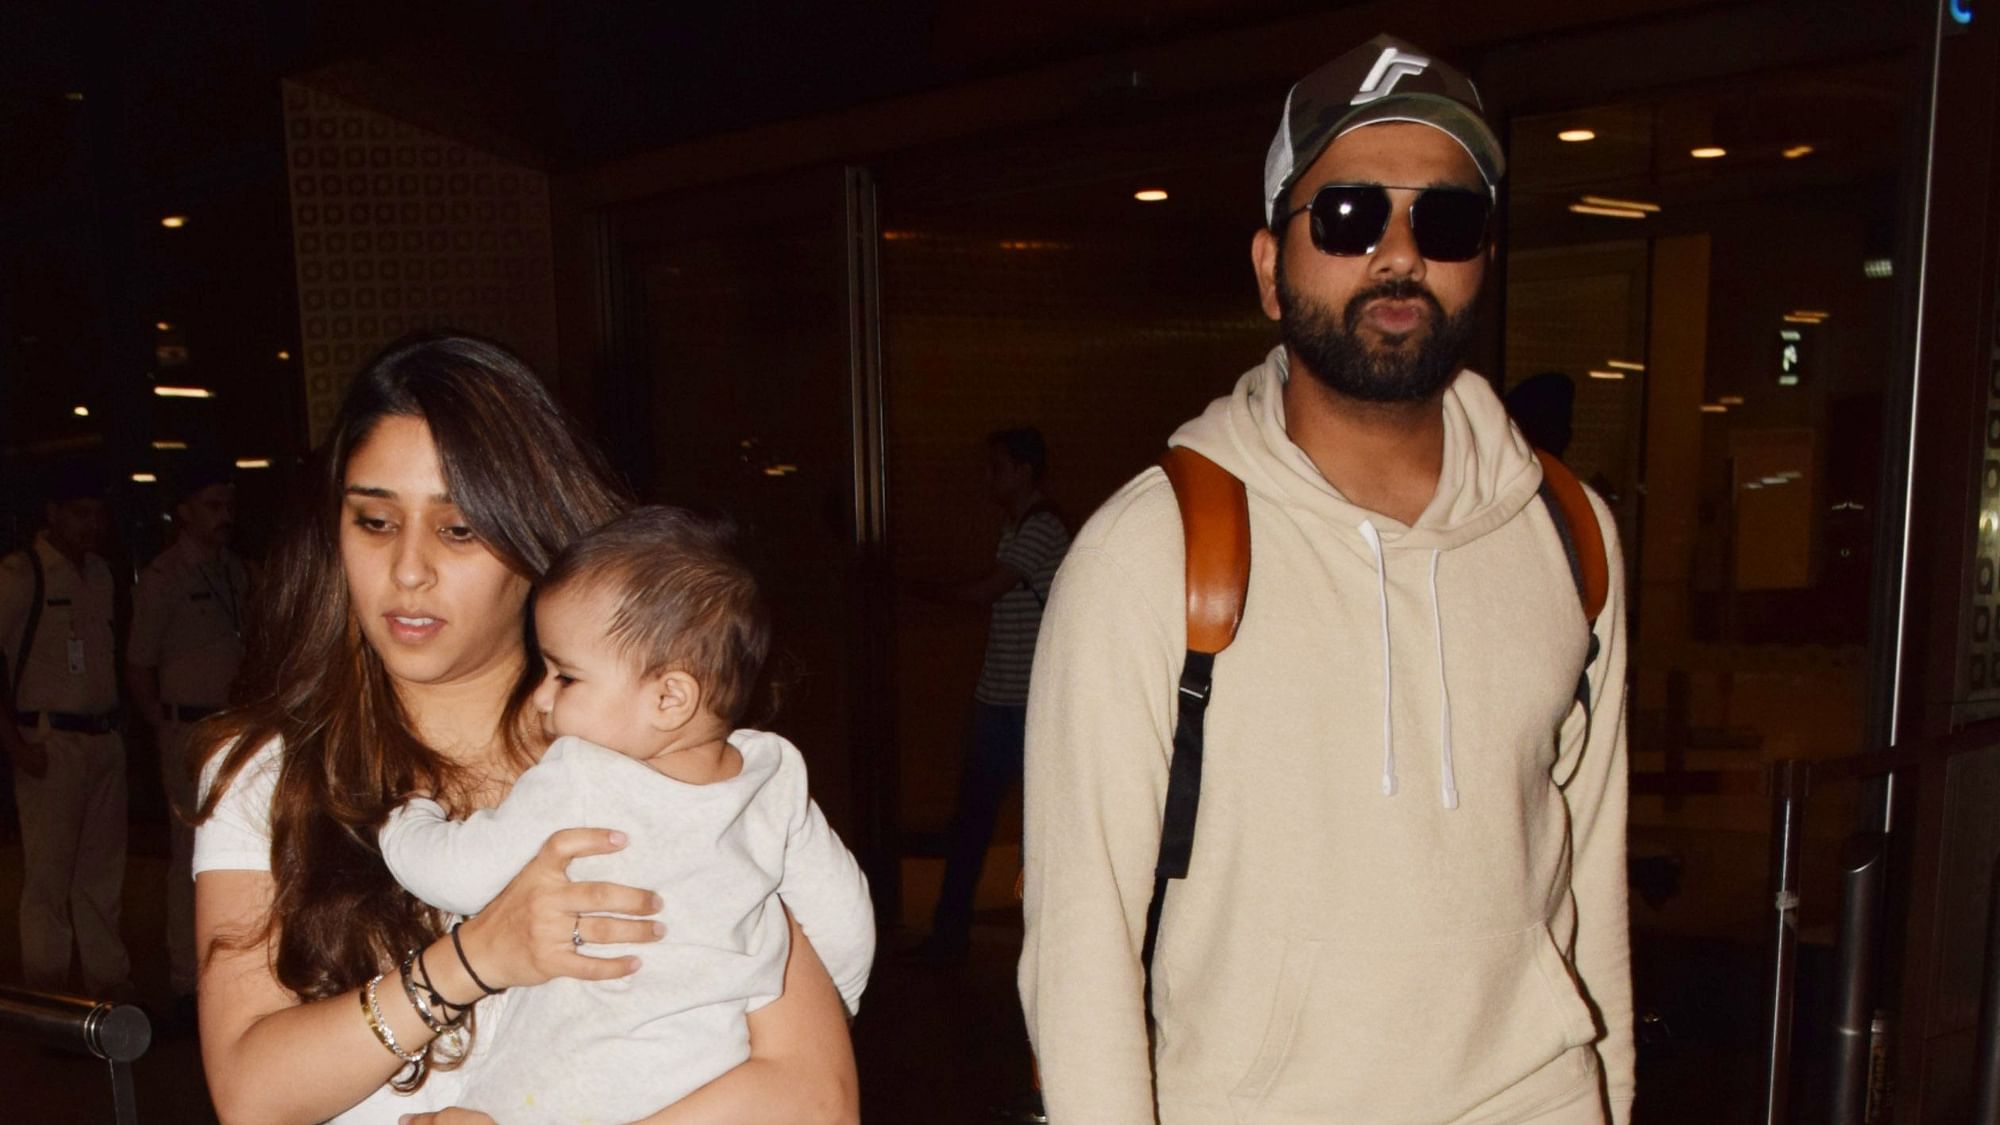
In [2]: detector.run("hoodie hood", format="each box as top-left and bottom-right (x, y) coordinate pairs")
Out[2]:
(1168, 345), (1548, 809)
(1168, 345), (1544, 558)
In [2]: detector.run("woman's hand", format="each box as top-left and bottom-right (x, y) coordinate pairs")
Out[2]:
(398, 1108), (496, 1125)
(450, 828), (665, 993)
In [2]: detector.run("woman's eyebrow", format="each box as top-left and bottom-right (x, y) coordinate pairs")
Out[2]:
(344, 485), (452, 502)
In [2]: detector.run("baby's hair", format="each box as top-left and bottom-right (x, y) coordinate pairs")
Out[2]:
(539, 506), (770, 725)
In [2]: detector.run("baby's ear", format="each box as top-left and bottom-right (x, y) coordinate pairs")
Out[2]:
(652, 670), (703, 731)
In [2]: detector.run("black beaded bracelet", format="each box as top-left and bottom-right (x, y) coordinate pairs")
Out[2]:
(450, 921), (501, 996)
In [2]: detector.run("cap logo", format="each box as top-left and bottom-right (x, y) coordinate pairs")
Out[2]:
(1350, 47), (1431, 105)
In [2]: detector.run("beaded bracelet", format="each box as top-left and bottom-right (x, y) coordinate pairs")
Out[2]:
(360, 973), (424, 1064)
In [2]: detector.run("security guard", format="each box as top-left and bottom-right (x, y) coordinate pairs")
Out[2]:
(0, 462), (132, 997)
(127, 459), (246, 1007)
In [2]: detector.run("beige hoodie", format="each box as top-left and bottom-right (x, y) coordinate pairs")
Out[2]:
(1019, 347), (1633, 1124)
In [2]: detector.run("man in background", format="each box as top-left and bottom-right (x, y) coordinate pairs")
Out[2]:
(128, 458), (247, 1020)
(1, 461), (132, 999)
(909, 427), (1070, 961)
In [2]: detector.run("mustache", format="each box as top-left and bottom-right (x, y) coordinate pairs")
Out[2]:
(1342, 279), (1445, 332)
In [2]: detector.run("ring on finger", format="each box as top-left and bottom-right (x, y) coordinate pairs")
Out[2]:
(571, 915), (584, 948)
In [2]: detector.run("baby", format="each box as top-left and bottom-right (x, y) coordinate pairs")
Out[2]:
(379, 506), (874, 1124)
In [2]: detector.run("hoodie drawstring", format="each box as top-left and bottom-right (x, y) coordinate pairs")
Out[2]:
(1430, 550), (1459, 810)
(1356, 522), (1458, 810)
(1358, 521), (1397, 797)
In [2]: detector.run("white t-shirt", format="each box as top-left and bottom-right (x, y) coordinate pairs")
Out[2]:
(194, 740), (506, 1123)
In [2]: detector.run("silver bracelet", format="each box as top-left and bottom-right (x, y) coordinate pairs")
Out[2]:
(360, 973), (424, 1064)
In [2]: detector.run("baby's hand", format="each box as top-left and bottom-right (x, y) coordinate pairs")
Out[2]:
(397, 1108), (494, 1125)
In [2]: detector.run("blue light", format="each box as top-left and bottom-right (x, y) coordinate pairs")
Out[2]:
(1951, 0), (1973, 26)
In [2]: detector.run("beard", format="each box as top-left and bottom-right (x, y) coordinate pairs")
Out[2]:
(1275, 252), (1477, 404)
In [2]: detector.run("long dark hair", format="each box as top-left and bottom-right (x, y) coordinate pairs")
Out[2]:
(195, 334), (627, 1083)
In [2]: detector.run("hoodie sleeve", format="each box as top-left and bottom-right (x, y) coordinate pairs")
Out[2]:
(1557, 490), (1635, 1123)
(1019, 537), (1181, 1125)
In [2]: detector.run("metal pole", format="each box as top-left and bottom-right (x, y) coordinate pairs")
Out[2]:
(0, 985), (150, 1124)
(1973, 854), (2000, 1124)
(1764, 759), (1809, 1125)
(1830, 832), (1888, 1125)
(109, 1058), (139, 1125)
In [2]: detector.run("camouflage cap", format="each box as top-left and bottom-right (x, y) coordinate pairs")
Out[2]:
(1264, 33), (1504, 226)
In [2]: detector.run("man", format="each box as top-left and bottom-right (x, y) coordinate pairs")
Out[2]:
(127, 459), (247, 1015)
(1, 461), (132, 998)
(910, 427), (1070, 961)
(1019, 34), (1632, 1124)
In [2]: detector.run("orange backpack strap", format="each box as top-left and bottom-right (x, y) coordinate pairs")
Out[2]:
(1143, 447), (1250, 1022)
(1533, 449), (1609, 625)
(1159, 447), (1251, 655)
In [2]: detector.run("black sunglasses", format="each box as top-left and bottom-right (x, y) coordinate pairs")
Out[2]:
(1283, 183), (1492, 263)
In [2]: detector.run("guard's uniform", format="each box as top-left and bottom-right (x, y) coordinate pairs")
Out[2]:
(1, 533), (129, 994)
(128, 535), (246, 995)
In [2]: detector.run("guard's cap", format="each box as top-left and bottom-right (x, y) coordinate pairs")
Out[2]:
(1264, 33), (1504, 226)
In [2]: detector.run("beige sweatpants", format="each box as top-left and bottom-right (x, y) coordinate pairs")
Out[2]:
(14, 728), (131, 994)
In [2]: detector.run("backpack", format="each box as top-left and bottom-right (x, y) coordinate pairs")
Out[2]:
(1139, 445), (1609, 1013)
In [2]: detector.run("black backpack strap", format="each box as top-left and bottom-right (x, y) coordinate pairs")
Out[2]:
(9, 548), (45, 709)
(1144, 449), (1249, 1021)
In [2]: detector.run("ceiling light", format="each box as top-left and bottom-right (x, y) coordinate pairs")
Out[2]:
(1784, 144), (1815, 159)
(72, 404), (89, 417)
(1782, 314), (1826, 325)
(1558, 128), (1596, 142)
(235, 458), (271, 470)
(1569, 203), (1648, 220)
(63, 91), (84, 102)
(276, 349), (291, 360)
(1133, 189), (1169, 203)
(1719, 395), (1745, 406)
(153, 385), (213, 398)
(1587, 370), (1626, 381)
(1863, 258), (1893, 279)
(155, 321), (171, 331)
(1690, 146), (1727, 159)
(152, 440), (188, 450)
(160, 215), (187, 229)
(1606, 360), (1645, 371)
(1700, 403), (1728, 414)
(131, 472), (157, 483)
(1580, 195), (1660, 213)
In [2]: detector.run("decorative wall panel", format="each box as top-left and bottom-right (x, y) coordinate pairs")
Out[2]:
(282, 79), (557, 444)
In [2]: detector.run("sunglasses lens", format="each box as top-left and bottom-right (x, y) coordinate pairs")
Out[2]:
(1308, 186), (1392, 256)
(1412, 190), (1490, 262)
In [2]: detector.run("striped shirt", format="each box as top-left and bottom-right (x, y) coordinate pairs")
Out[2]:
(976, 506), (1071, 705)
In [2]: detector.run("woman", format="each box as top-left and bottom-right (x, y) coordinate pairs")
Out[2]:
(193, 335), (859, 1124)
